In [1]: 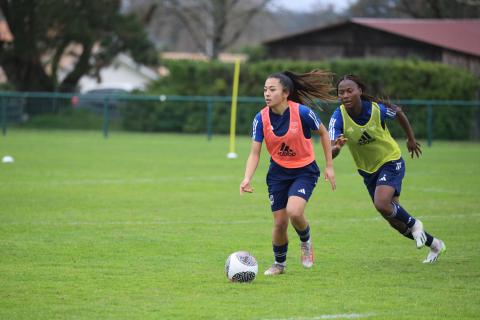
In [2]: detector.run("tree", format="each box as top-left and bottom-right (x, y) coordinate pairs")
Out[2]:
(395, 0), (480, 18)
(346, 0), (480, 18)
(0, 0), (158, 92)
(142, 0), (271, 59)
(347, 0), (400, 18)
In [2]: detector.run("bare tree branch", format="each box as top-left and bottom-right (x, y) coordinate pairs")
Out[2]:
(59, 40), (93, 92)
(220, 0), (270, 50)
(164, 0), (207, 52)
(162, 0), (271, 59)
(50, 39), (69, 88)
(142, 3), (158, 25)
(397, 0), (422, 18)
(426, 0), (444, 18)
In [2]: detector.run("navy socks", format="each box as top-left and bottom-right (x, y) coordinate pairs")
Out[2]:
(295, 225), (311, 243)
(273, 243), (288, 264)
(273, 225), (310, 264)
(390, 203), (416, 228)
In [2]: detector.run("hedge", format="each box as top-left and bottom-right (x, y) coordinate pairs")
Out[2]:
(123, 58), (478, 139)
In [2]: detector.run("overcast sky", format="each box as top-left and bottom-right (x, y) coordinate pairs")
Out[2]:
(270, 0), (353, 13)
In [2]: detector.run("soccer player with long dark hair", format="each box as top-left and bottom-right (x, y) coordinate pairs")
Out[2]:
(240, 70), (336, 276)
(329, 74), (446, 263)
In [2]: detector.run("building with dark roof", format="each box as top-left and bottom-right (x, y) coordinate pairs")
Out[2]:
(263, 19), (480, 77)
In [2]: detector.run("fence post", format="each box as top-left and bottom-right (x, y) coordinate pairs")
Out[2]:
(1, 97), (6, 136)
(206, 100), (213, 141)
(427, 104), (433, 147)
(103, 97), (110, 139)
(52, 91), (58, 113)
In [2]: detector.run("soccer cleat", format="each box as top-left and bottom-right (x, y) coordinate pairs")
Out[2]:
(423, 240), (446, 264)
(300, 241), (314, 268)
(264, 263), (285, 276)
(411, 219), (427, 249)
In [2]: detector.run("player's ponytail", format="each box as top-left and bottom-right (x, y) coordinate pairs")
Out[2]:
(268, 70), (336, 110)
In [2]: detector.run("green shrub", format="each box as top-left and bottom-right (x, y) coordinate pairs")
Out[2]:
(128, 59), (478, 139)
(21, 109), (108, 130)
(0, 83), (15, 91)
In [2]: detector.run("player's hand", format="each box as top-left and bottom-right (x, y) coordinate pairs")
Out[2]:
(324, 166), (336, 191)
(240, 179), (254, 195)
(406, 139), (422, 158)
(334, 134), (348, 149)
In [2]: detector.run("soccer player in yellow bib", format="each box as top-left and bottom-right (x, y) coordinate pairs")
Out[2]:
(329, 74), (446, 263)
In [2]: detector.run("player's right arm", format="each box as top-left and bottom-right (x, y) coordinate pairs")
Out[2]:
(328, 109), (347, 159)
(240, 141), (262, 195)
(331, 134), (347, 159)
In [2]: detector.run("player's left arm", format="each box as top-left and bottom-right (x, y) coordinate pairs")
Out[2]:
(315, 124), (336, 191)
(395, 105), (422, 158)
(301, 106), (335, 190)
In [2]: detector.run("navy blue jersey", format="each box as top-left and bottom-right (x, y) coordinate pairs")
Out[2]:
(251, 104), (322, 176)
(328, 100), (396, 140)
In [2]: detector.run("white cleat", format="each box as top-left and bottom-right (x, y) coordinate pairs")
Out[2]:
(300, 241), (314, 268)
(264, 263), (285, 276)
(423, 240), (446, 263)
(411, 219), (427, 249)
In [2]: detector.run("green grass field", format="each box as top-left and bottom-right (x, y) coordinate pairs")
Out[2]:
(1, 129), (479, 319)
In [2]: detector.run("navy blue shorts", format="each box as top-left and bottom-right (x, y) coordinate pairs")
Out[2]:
(359, 158), (405, 201)
(266, 161), (320, 212)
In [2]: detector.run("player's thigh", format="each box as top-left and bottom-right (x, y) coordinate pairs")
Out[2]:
(374, 185), (396, 203)
(373, 184), (396, 213)
(286, 177), (316, 216)
(286, 196), (308, 217)
(376, 159), (405, 197)
(268, 188), (289, 212)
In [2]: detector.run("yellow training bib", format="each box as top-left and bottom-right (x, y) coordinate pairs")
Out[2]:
(340, 102), (401, 173)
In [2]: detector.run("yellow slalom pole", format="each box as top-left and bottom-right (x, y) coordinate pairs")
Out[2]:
(227, 58), (240, 159)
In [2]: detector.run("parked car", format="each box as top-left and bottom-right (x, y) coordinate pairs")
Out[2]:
(71, 88), (129, 116)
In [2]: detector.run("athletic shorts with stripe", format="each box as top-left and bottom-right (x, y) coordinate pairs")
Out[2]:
(359, 157), (405, 201)
(266, 161), (320, 212)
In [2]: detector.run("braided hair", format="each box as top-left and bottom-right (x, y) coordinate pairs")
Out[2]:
(336, 74), (398, 111)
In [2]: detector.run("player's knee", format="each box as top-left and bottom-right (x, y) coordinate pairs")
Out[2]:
(374, 200), (392, 217)
(273, 220), (288, 233)
(286, 207), (303, 220)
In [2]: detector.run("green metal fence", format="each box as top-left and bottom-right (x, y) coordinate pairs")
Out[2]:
(1, 91), (479, 146)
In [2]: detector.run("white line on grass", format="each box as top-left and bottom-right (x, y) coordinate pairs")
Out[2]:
(263, 313), (376, 320)
(4, 213), (480, 227)
(2, 219), (267, 226)
(3, 176), (235, 186)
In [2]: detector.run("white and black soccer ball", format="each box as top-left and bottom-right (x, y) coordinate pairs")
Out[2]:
(225, 251), (258, 283)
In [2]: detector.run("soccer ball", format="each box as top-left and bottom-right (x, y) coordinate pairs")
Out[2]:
(225, 251), (258, 283)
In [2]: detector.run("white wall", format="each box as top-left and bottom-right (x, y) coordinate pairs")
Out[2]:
(76, 54), (159, 93)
